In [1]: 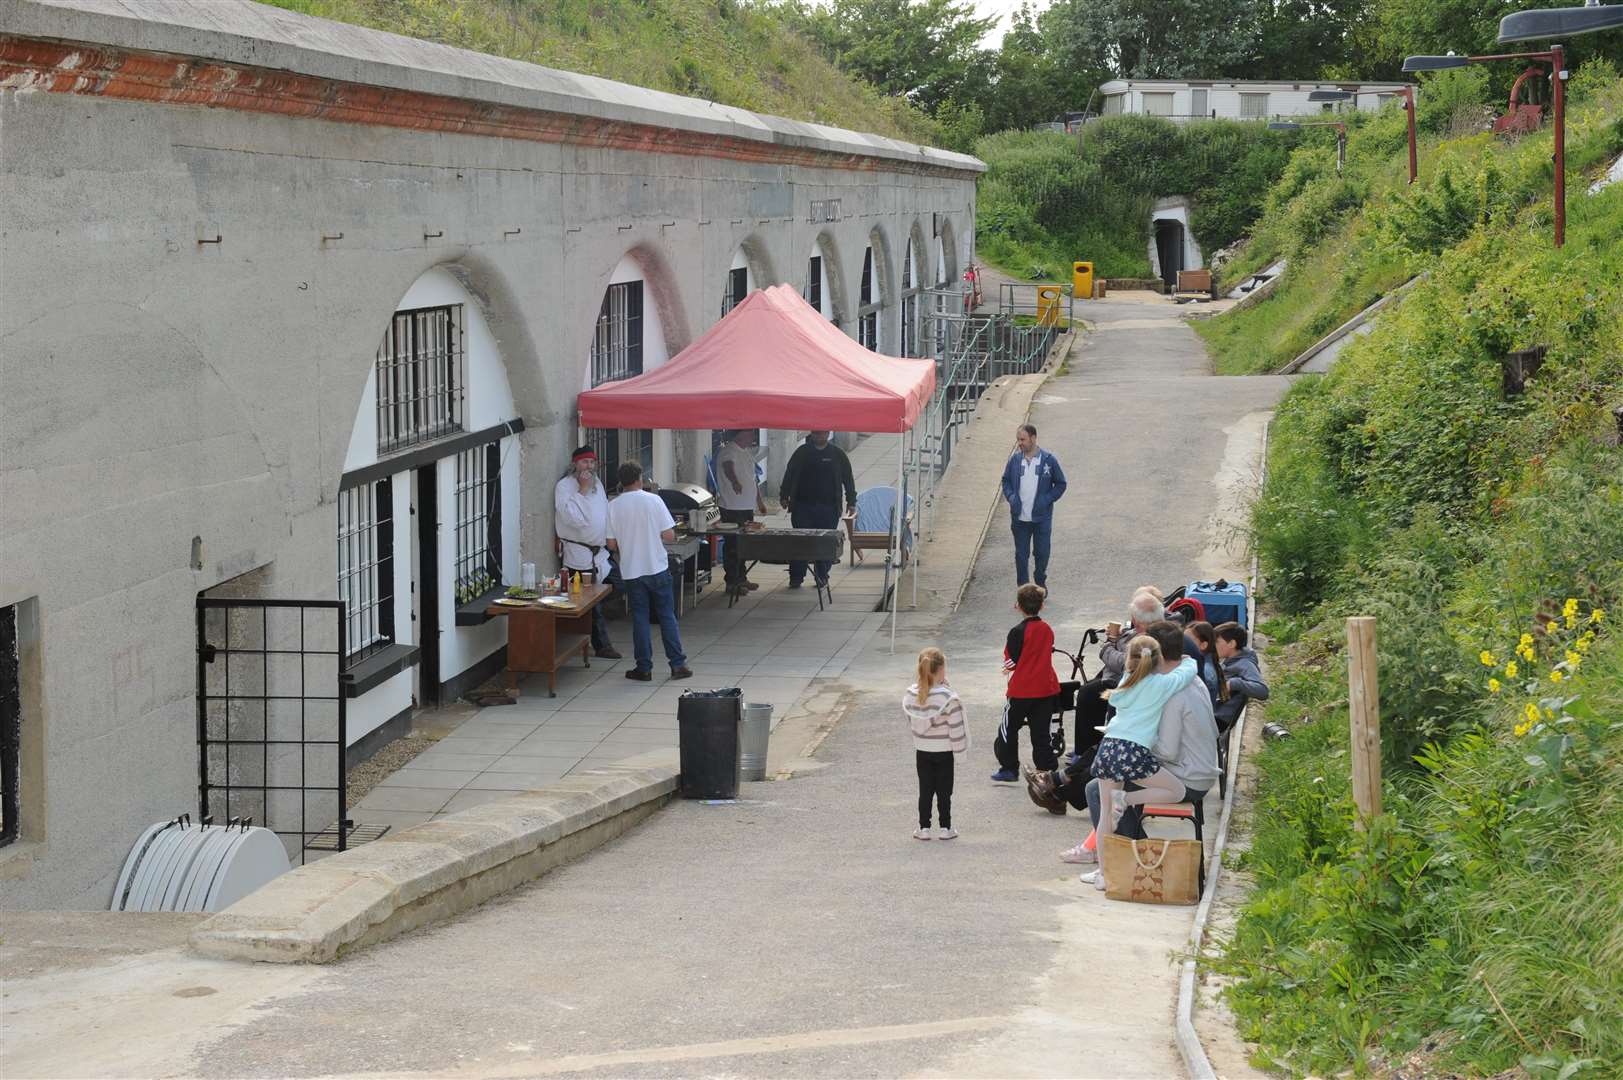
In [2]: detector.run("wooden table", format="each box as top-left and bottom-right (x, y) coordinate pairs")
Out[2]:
(485, 584), (611, 697)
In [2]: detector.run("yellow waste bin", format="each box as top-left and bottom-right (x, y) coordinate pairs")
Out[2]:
(1072, 261), (1094, 299)
(1035, 286), (1062, 327)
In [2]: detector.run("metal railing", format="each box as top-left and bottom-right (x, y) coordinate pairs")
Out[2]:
(904, 280), (1073, 548)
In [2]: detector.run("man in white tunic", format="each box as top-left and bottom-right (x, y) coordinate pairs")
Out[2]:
(554, 446), (621, 659)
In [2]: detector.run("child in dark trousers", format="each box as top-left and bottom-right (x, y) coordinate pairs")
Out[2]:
(903, 648), (969, 839)
(992, 584), (1061, 782)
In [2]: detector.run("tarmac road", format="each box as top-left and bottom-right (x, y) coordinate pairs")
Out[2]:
(0, 296), (1282, 1080)
(167, 296), (1286, 1080)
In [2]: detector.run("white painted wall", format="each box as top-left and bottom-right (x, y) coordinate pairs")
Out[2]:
(1148, 198), (1203, 280)
(341, 267), (521, 742)
(1098, 81), (1410, 122)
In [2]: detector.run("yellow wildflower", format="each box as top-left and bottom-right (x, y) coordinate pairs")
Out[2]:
(1566, 651), (1581, 667)
(1505, 660), (1519, 679)
(1520, 633), (1535, 646)
(1514, 719), (1534, 737)
(1545, 708), (1557, 720)
(1575, 636), (1592, 655)
(1551, 669), (1564, 683)
(1565, 615), (1577, 630)
(1564, 598), (1579, 618)
(1524, 702), (1539, 723)
(1592, 608), (1606, 624)
(1488, 678), (1502, 693)
(1547, 621), (1560, 634)
(1518, 644), (1536, 661)
(1479, 650), (1496, 666)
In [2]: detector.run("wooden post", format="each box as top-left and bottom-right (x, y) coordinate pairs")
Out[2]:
(1347, 616), (1382, 826)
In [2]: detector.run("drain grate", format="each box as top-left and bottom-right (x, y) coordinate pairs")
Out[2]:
(304, 821), (391, 851)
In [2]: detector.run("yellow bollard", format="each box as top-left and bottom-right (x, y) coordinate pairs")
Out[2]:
(1036, 286), (1062, 326)
(1072, 261), (1094, 299)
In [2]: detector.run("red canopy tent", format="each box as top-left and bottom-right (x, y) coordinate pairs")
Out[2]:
(576, 284), (935, 433)
(576, 284), (935, 648)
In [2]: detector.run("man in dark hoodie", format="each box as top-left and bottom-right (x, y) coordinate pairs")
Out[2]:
(1214, 622), (1268, 731)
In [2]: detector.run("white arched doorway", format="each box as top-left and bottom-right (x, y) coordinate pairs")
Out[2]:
(339, 266), (523, 726)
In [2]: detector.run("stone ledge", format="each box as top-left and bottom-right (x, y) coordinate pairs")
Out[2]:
(189, 752), (678, 964)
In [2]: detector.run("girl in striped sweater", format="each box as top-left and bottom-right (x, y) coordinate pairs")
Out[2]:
(904, 647), (970, 840)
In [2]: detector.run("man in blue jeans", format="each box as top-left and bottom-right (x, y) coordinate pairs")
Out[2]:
(999, 424), (1067, 590)
(605, 461), (692, 682)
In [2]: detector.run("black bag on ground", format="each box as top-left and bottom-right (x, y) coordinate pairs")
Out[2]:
(677, 687), (743, 799)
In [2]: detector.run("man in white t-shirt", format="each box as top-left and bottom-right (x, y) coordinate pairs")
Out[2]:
(554, 446), (620, 659)
(714, 429), (767, 595)
(606, 460), (691, 682)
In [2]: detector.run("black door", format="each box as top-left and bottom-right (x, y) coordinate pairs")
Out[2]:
(416, 464), (440, 704)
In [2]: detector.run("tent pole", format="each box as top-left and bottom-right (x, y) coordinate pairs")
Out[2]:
(911, 425), (920, 608)
(889, 429), (904, 653)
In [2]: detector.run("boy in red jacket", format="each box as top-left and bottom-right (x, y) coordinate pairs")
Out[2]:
(992, 584), (1061, 782)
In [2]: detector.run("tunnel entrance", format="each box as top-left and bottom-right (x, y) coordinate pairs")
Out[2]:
(1153, 219), (1185, 288)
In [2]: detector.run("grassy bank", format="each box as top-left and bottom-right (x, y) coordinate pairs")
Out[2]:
(974, 118), (1299, 281)
(1195, 65), (1623, 374)
(257, 0), (935, 143)
(1216, 72), (1623, 1079)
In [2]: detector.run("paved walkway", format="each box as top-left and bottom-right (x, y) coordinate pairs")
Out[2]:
(350, 433), (923, 829)
(3, 305), (1286, 1078)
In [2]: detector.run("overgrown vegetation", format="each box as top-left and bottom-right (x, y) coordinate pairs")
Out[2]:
(974, 117), (1300, 280)
(257, 0), (936, 142)
(1196, 64), (1623, 373)
(1213, 72), (1623, 1078)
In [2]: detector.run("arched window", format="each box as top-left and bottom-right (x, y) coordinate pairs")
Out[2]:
(586, 279), (651, 490)
(901, 236), (921, 356)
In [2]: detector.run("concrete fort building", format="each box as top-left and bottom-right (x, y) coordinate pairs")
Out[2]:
(0, 0), (982, 907)
(1097, 78), (1414, 122)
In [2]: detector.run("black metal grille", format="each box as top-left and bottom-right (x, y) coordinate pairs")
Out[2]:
(901, 242), (919, 357)
(337, 478), (393, 660)
(586, 281), (651, 491)
(859, 248), (880, 350)
(721, 265), (748, 317)
(197, 599), (347, 864)
(805, 255), (822, 313)
(376, 305), (465, 453)
(453, 443), (502, 604)
(1, 603), (19, 848)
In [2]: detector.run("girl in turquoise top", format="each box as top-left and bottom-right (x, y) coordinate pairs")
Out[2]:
(1088, 637), (1197, 877)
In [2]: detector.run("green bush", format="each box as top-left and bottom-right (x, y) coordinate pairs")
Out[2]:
(975, 118), (1300, 280)
(1220, 72), (1623, 1079)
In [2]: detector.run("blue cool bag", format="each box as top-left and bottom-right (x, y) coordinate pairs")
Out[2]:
(1186, 579), (1248, 628)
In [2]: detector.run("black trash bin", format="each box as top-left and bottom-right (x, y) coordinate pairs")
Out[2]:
(677, 687), (743, 799)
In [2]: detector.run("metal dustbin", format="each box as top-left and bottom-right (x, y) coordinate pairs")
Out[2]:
(739, 702), (773, 782)
(677, 687), (742, 799)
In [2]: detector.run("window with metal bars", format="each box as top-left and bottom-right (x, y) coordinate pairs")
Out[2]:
(901, 242), (919, 356)
(858, 247), (880, 350)
(805, 255), (823, 314)
(376, 306), (465, 454)
(452, 443), (503, 604)
(0, 603), (18, 849)
(585, 282), (652, 492)
(337, 479), (394, 662)
(721, 266), (748, 317)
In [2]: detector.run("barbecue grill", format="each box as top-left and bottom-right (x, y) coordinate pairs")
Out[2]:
(735, 528), (845, 565)
(656, 483), (719, 531)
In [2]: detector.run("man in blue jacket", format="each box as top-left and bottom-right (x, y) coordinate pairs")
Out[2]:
(1000, 423), (1067, 590)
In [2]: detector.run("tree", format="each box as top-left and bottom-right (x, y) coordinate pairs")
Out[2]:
(769, 0), (996, 112)
(1044, 0), (1262, 80)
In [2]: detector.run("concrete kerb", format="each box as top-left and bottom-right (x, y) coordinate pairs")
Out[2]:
(1174, 415), (1270, 1080)
(189, 753), (678, 964)
(1274, 274), (1425, 375)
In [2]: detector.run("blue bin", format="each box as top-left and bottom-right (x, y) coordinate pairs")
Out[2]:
(1186, 579), (1248, 628)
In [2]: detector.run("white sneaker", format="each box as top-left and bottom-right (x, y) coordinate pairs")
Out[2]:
(913, 827), (932, 840)
(938, 827), (959, 840)
(1060, 842), (1096, 864)
(1079, 868), (1106, 890)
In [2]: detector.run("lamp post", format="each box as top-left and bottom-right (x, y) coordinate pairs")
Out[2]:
(1308, 88), (1418, 183)
(1403, 48), (1568, 246)
(1498, 3), (1623, 42)
(1269, 120), (1348, 173)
